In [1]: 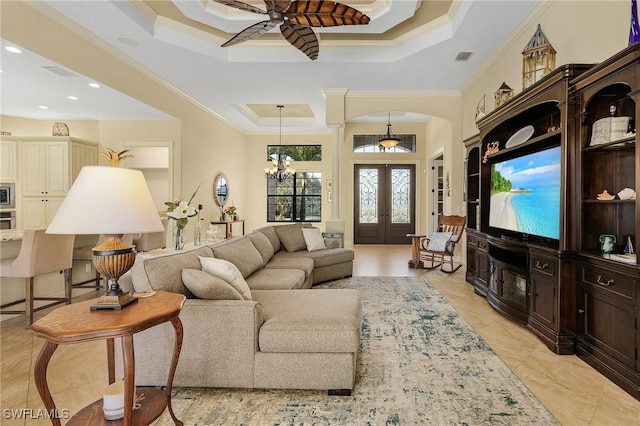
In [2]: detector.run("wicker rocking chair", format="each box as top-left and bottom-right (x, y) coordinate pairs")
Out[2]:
(419, 215), (466, 273)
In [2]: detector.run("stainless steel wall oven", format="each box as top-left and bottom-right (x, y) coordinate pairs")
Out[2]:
(0, 182), (16, 209)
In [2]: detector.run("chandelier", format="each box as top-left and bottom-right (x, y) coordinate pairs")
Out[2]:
(378, 112), (402, 149)
(265, 105), (295, 182)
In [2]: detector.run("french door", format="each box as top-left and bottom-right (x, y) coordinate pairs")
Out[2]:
(354, 164), (415, 244)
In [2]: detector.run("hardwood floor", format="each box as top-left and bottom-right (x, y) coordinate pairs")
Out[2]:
(1, 245), (639, 425)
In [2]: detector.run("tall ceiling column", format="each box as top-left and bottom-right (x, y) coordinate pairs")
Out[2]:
(322, 89), (348, 235)
(329, 124), (342, 224)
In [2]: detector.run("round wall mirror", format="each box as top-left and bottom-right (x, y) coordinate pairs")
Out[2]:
(213, 173), (229, 206)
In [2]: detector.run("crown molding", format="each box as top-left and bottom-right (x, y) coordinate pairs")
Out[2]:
(346, 90), (461, 98)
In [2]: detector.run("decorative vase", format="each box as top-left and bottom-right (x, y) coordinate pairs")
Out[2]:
(194, 219), (202, 246)
(173, 225), (186, 250)
(630, 0), (640, 45)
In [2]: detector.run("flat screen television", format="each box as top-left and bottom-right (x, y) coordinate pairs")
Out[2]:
(489, 145), (561, 244)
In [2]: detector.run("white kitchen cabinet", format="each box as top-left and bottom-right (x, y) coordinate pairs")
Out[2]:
(0, 137), (18, 181)
(20, 137), (98, 228)
(21, 197), (64, 229)
(22, 140), (69, 197)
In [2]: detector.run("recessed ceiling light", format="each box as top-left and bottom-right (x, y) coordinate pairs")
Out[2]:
(67, 96), (79, 100)
(117, 37), (139, 46)
(89, 83), (101, 88)
(38, 105), (49, 109)
(5, 46), (22, 54)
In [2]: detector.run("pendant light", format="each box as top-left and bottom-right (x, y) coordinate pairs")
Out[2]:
(378, 112), (402, 149)
(265, 105), (295, 182)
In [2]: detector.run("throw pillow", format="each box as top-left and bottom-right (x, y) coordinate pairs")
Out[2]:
(426, 232), (453, 252)
(256, 226), (281, 253)
(199, 257), (252, 300)
(181, 269), (243, 300)
(301, 227), (326, 252)
(212, 237), (264, 279)
(248, 231), (275, 265)
(275, 224), (307, 252)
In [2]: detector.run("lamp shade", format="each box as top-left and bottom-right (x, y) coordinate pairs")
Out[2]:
(47, 166), (164, 235)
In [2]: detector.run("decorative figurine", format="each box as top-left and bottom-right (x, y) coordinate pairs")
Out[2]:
(600, 234), (616, 254)
(596, 189), (615, 200)
(625, 236), (635, 255)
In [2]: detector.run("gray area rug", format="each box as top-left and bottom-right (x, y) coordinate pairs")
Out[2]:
(156, 276), (558, 425)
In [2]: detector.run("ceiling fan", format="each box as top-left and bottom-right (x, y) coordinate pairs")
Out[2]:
(214, 0), (370, 60)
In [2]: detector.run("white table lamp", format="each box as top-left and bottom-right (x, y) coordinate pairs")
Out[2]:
(47, 166), (163, 310)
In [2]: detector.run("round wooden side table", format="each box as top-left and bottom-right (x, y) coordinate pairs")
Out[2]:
(406, 233), (426, 269)
(31, 290), (186, 426)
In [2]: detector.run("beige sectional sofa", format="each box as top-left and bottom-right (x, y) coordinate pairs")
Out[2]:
(118, 223), (361, 394)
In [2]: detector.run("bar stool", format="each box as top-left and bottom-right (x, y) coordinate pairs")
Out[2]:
(0, 229), (74, 328)
(132, 218), (168, 252)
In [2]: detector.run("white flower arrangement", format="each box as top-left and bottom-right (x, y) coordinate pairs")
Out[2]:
(165, 184), (201, 229)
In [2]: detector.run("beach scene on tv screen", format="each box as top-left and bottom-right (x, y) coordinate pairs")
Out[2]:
(489, 146), (561, 240)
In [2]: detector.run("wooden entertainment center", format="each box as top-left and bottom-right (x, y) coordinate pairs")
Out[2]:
(464, 44), (640, 400)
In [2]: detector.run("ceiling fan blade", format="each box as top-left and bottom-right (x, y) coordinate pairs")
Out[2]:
(221, 21), (277, 47)
(286, 0), (370, 27)
(214, 0), (267, 15)
(264, 0), (293, 13)
(280, 22), (319, 60)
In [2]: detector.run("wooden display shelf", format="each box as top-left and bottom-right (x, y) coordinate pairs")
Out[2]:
(583, 136), (635, 151)
(583, 199), (635, 204)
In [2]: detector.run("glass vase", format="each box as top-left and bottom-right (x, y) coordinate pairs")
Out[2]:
(630, 0), (640, 45)
(194, 219), (202, 246)
(173, 225), (186, 251)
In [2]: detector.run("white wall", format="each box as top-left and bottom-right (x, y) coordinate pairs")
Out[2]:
(461, 1), (629, 139)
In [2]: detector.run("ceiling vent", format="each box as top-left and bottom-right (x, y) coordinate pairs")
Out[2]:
(455, 51), (473, 61)
(41, 65), (76, 77)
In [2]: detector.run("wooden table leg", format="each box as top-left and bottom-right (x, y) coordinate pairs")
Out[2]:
(167, 317), (184, 425)
(106, 338), (116, 384)
(121, 335), (135, 426)
(408, 237), (424, 269)
(34, 340), (61, 426)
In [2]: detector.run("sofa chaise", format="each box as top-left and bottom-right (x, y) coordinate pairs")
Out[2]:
(118, 223), (361, 393)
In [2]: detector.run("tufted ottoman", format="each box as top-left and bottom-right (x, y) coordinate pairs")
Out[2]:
(251, 288), (362, 395)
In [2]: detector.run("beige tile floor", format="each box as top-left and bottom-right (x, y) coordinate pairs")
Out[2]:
(1, 245), (639, 425)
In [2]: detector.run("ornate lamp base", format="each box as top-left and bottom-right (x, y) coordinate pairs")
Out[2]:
(89, 234), (138, 311)
(90, 291), (138, 311)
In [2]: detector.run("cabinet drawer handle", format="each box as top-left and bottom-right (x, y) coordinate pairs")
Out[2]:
(578, 309), (585, 314)
(596, 275), (614, 287)
(535, 261), (549, 270)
